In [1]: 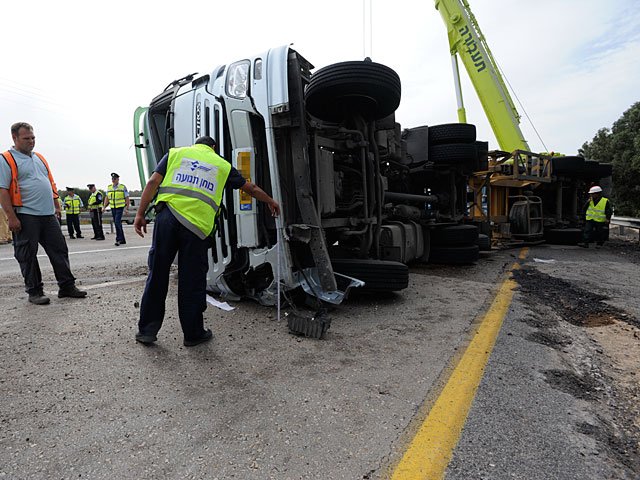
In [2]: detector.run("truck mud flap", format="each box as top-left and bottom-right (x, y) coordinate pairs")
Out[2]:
(287, 309), (331, 339)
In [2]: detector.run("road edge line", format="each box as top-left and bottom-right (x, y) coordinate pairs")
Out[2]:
(390, 247), (528, 479)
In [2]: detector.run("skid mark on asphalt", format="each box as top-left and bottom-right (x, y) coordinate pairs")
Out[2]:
(390, 248), (528, 480)
(0, 245), (149, 261)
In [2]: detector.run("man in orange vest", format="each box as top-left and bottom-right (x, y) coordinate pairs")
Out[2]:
(0, 122), (87, 305)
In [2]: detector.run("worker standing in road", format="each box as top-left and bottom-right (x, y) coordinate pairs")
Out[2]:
(86, 183), (105, 240)
(0, 122), (87, 304)
(578, 185), (613, 249)
(133, 136), (280, 347)
(104, 172), (129, 246)
(63, 187), (83, 239)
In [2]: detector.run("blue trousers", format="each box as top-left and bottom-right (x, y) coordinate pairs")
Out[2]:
(111, 207), (125, 243)
(138, 207), (210, 341)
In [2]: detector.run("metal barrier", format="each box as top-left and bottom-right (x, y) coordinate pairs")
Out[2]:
(611, 216), (640, 242)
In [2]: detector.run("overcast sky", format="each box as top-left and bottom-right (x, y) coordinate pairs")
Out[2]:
(2, 0), (638, 190)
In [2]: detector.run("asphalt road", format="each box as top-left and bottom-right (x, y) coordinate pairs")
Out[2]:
(1, 227), (638, 479)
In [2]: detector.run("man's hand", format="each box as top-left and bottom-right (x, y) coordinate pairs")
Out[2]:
(269, 200), (281, 217)
(54, 203), (62, 220)
(134, 213), (147, 238)
(8, 216), (21, 233)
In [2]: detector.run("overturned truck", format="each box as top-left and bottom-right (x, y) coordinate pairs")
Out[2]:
(133, 45), (487, 335)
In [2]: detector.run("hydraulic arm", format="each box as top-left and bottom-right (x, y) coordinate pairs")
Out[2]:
(434, 0), (530, 152)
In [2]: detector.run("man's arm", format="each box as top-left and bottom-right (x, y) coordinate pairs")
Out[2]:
(134, 173), (164, 237)
(124, 187), (131, 210)
(240, 182), (280, 217)
(0, 188), (20, 233)
(103, 193), (109, 208)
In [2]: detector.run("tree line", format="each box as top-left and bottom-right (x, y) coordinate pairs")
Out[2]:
(580, 101), (640, 217)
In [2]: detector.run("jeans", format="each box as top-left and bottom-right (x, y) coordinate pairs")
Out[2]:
(111, 207), (125, 243)
(13, 214), (76, 294)
(138, 207), (210, 341)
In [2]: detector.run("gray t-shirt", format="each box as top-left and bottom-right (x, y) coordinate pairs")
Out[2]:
(0, 149), (56, 216)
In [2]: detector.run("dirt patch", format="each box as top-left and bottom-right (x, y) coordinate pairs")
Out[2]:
(526, 331), (572, 349)
(577, 420), (640, 474)
(512, 268), (638, 329)
(606, 238), (640, 264)
(543, 369), (602, 401)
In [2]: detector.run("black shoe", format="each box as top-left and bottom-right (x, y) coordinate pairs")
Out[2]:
(69, 235), (76, 239)
(115, 242), (120, 246)
(28, 293), (50, 305)
(135, 333), (157, 345)
(577, 242), (588, 248)
(77, 235), (84, 239)
(58, 285), (88, 298)
(120, 241), (127, 245)
(96, 237), (105, 241)
(90, 237), (96, 240)
(184, 329), (213, 347)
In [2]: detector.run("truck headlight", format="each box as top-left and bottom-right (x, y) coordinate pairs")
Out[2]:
(226, 60), (250, 99)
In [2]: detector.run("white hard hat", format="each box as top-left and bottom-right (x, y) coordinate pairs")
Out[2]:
(588, 186), (603, 194)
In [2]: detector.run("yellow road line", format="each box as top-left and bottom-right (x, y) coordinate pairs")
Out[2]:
(391, 247), (528, 480)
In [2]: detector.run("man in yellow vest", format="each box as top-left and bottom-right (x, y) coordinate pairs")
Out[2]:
(86, 184), (105, 240)
(103, 172), (130, 246)
(133, 136), (280, 346)
(63, 187), (83, 239)
(578, 185), (613, 249)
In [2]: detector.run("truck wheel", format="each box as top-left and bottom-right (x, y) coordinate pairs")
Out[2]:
(331, 258), (408, 292)
(428, 123), (476, 145)
(429, 245), (480, 265)
(544, 228), (582, 245)
(552, 156), (585, 175)
(477, 233), (491, 251)
(428, 143), (477, 165)
(597, 163), (613, 178)
(305, 61), (401, 122)
(431, 224), (479, 246)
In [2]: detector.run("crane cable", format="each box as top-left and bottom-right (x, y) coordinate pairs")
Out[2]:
(494, 60), (550, 152)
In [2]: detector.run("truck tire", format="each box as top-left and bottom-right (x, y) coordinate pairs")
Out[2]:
(428, 123), (476, 145)
(477, 233), (491, 251)
(552, 156), (585, 175)
(544, 227), (582, 245)
(429, 245), (480, 265)
(428, 143), (477, 165)
(597, 163), (613, 178)
(581, 160), (601, 179)
(431, 224), (479, 246)
(331, 258), (408, 292)
(305, 61), (401, 122)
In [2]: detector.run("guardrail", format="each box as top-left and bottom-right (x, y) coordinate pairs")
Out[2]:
(610, 216), (640, 242)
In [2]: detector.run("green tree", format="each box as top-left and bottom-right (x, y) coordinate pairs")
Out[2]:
(580, 102), (640, 217)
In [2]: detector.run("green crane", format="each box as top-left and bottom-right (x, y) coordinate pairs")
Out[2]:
(434, 0), (530, 152)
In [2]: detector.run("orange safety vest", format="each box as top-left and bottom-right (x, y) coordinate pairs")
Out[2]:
(1, 150), (59, 207)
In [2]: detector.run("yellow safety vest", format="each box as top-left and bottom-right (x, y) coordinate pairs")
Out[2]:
(64, 195), (82, 214)
(88, 190), (104, 210)
(586, 197), (608, 222)
(156, 144), (231, 239)
(107, 184), (127, 208)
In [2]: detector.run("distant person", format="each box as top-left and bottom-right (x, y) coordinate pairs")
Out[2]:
(133, 136), (280, 346)
(578, 185), (613, 249)
(0, 122), (87, 304)
(63, 187), (83, 239)
(86, 183), (105, 240)
(104, 172), (129, 246)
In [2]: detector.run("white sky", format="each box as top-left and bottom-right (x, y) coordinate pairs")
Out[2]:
(2, 0), (639, 190)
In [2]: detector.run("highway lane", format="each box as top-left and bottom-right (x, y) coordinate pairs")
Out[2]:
(1, 233), (638, 479)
